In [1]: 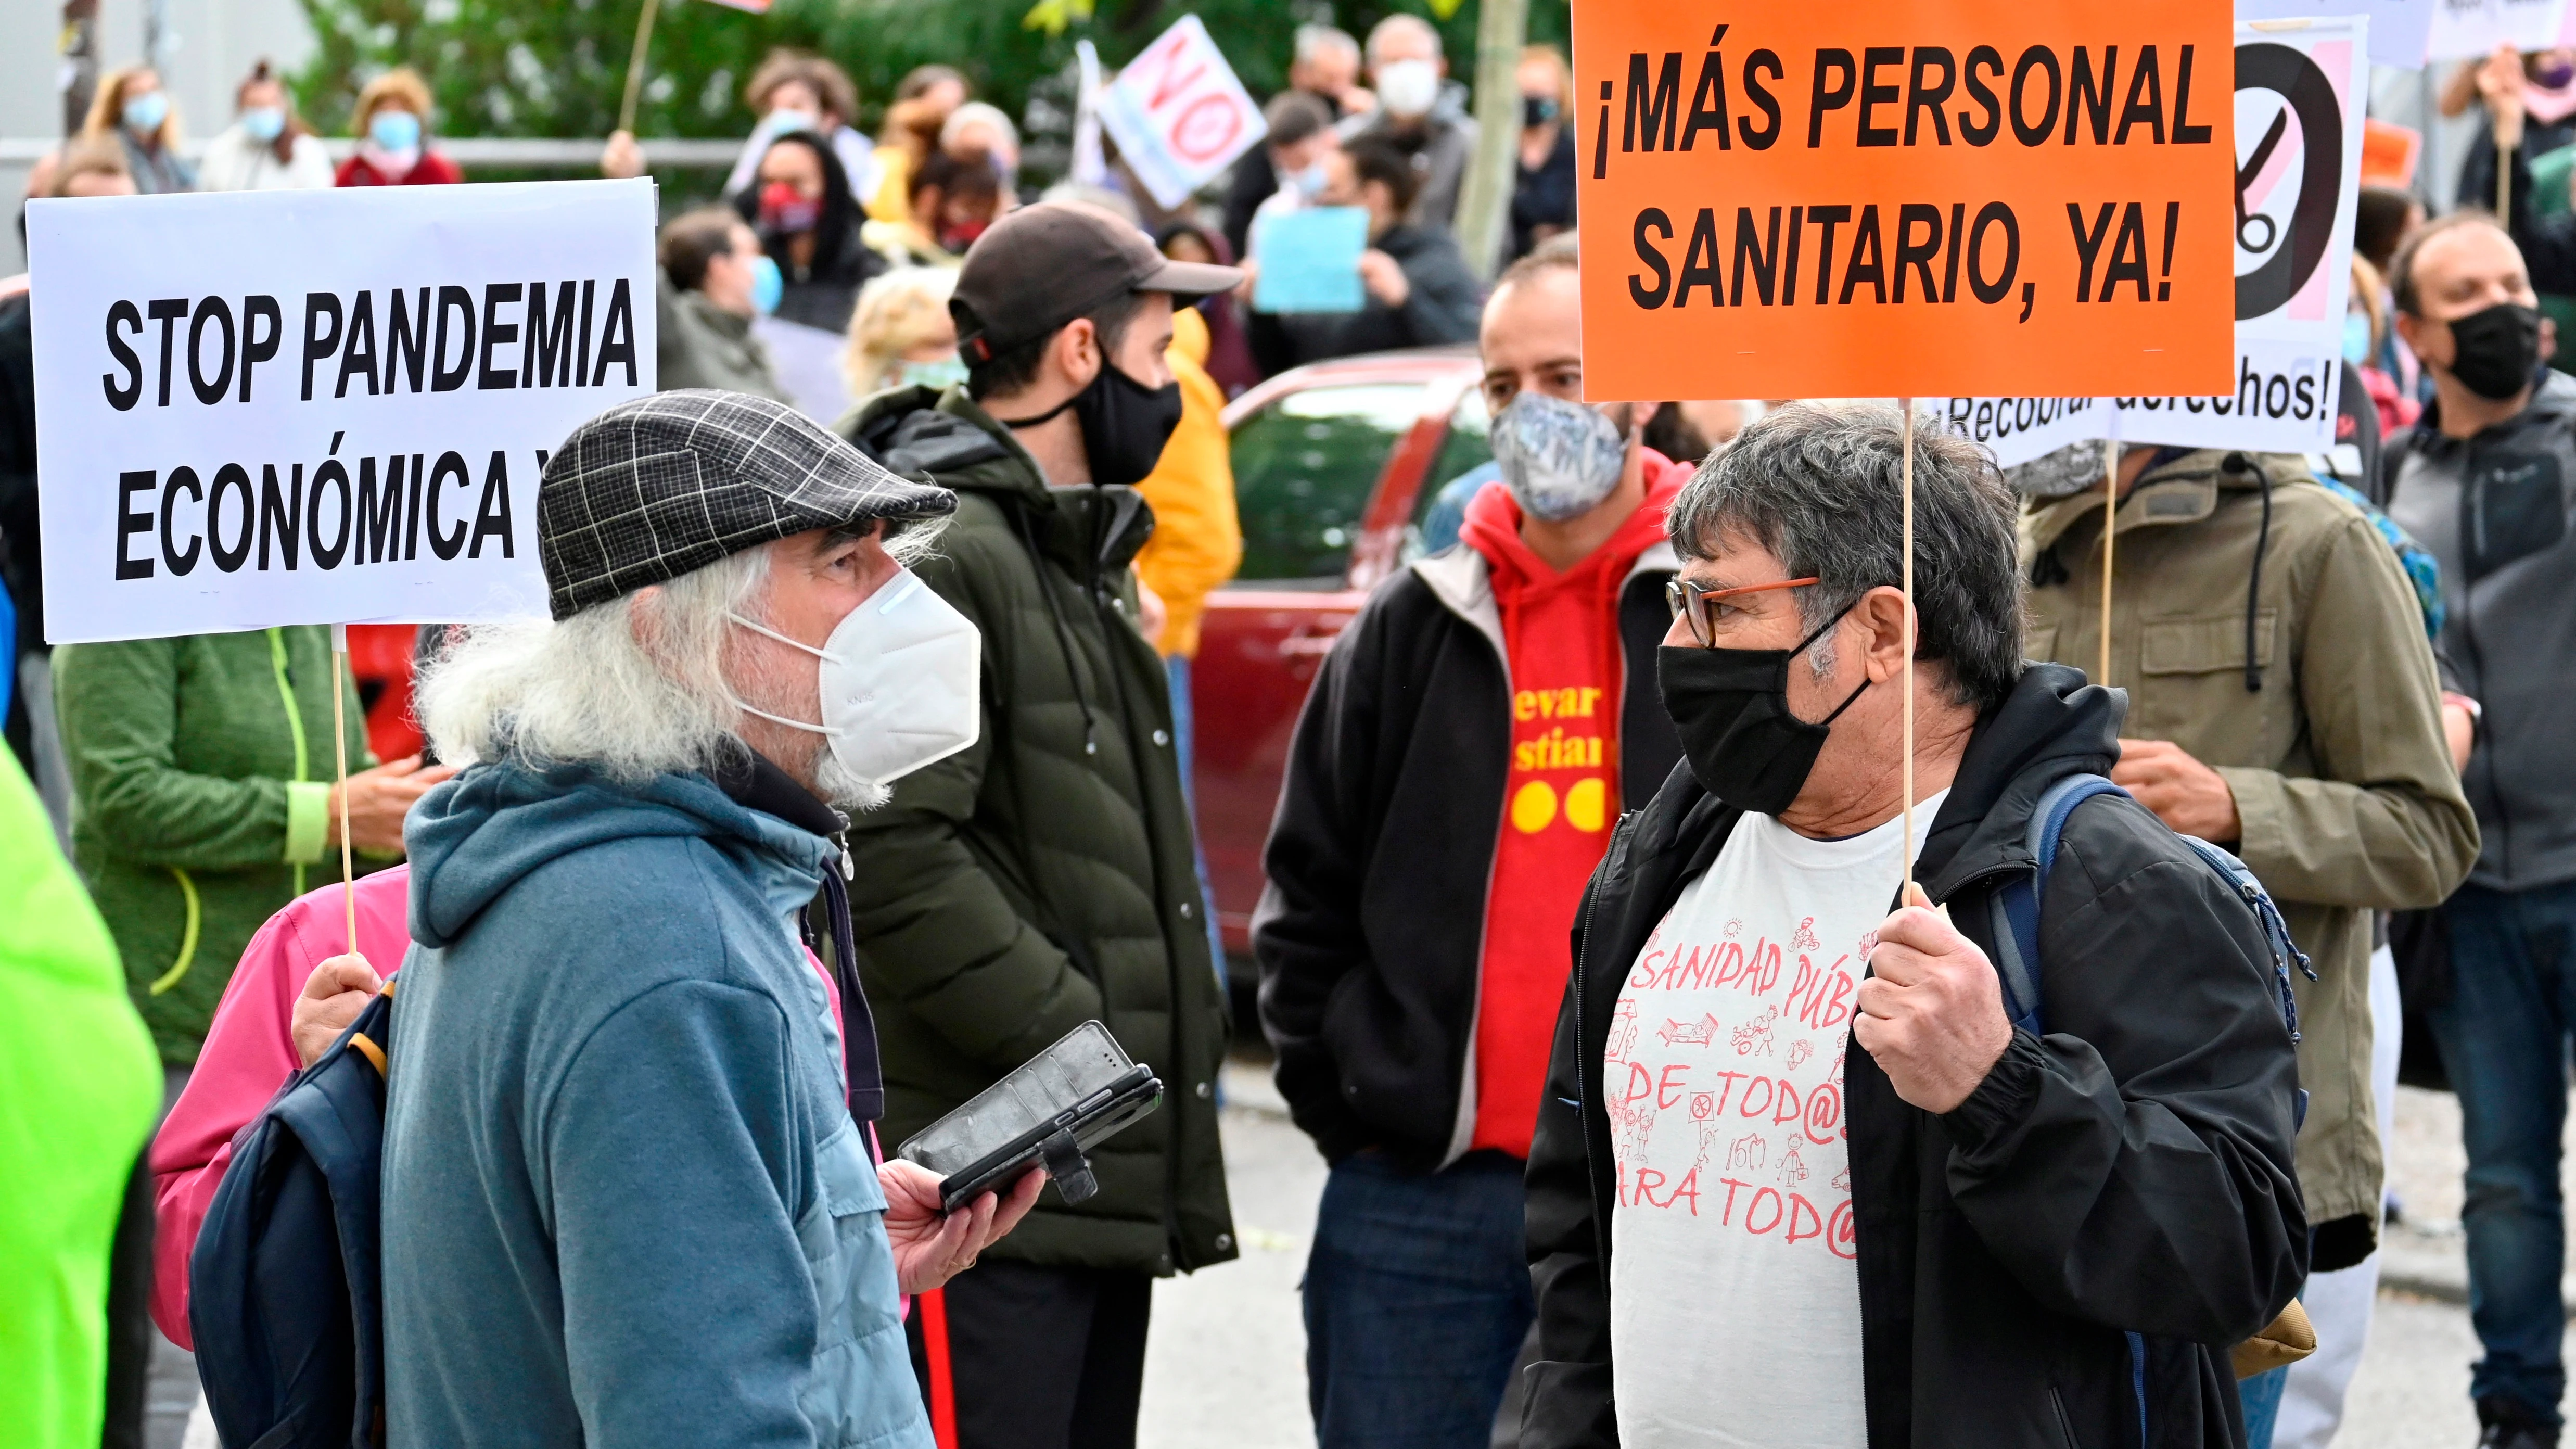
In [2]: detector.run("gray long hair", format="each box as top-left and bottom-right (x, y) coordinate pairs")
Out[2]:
(1667, 403), (2024, 711)
(418, 517), (941, 787)
(418, 548), (772, 782)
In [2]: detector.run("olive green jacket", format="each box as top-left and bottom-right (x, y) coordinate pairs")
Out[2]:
(2021, 450), (2479, 1227)
(53, 627), (374, 1063)
(837, 385), (1235, 1277)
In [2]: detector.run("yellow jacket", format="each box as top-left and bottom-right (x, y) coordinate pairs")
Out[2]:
(1135, 306), (1242, 657)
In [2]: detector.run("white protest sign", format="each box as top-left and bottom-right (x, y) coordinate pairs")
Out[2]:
(2237, 0), (2433, 68)
(1095, 15), (1268, 209)
(28, 180), (656, 645)
(1939, 19), (2366, 466)
(2425, 0), (2568, 61)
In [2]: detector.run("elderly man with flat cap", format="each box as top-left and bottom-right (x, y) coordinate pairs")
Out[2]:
(379, 389), (1042, 1448)
(839, 201), (1243, 1448)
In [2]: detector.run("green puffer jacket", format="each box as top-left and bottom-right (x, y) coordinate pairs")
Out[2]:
(838, 385), (1235, 1277)
(53, 627), (373, 1063)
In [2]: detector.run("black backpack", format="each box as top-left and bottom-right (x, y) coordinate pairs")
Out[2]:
(190, 983), (396, 1448)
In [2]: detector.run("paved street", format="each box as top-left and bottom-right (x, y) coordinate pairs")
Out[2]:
(147, 1061), (2576, 1448)
(1137, 1062), (2576, 1448)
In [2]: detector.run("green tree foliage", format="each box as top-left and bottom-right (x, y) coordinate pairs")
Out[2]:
(294, 0), (1569, 146)
(290, 0), (1570, 207)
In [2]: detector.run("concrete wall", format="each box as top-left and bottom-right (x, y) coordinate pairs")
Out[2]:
(3, 0), (317, 274)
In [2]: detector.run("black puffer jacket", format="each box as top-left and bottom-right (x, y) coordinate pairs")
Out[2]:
(1521, 664), (2306, 1449)
(835, 385), (1234, 1278)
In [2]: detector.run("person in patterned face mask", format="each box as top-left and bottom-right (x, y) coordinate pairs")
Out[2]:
(1253, 236), (1697, 1447)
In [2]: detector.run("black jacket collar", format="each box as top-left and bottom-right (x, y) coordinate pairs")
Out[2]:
(1914, 663), (2123, 899)
(707, 747), (847, 842)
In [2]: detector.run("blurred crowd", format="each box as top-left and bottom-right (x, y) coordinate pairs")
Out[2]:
(7, 23), (2576, 1449)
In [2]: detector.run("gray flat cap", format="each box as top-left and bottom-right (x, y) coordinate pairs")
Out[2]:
(537, 389), (955, 620)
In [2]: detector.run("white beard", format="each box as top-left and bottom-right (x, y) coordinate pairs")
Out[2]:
(813, 747), (891, 814)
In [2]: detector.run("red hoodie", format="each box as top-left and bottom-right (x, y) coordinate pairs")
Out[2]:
(1457, 451), (1689, 1158)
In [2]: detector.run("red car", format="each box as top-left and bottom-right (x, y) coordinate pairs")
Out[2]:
(1191, 346), (1493, 964)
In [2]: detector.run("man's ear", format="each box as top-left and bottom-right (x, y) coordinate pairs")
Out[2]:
(1051, 317), (1102, 390)
(2394, 309), (2430, 363)
(627, 585), (666, 654)
(1857, 585), (1912, 683)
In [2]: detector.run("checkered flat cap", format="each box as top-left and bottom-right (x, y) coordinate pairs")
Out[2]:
(537, 389), (955, 620)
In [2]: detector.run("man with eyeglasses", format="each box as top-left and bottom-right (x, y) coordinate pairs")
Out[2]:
(1252, 235), (1693, 1447)
(1514, 404), (2307, 1448)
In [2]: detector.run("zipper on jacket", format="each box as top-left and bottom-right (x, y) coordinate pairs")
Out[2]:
(2047, 1387), (2082, 1449)
(268, 628), (313, 897)
(1573, 808), (1645, 1270)
(147, 867), (202, 996)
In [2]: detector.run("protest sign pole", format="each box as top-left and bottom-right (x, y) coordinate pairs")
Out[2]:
(331, 625), (356, 955)
(2100, 441), (2118, 689)
(618, 0), (662, 135)
(1900, 400), (1918, 898)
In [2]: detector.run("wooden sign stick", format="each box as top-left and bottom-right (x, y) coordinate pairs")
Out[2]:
(1900, 400), (1918, 897)
(618, 0), (662, 137)
(331, 623), (356, 955)
(2100, 438), (2118, 689)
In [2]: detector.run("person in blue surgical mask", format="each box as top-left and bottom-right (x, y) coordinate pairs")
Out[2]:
(199, 60), (334, 192)
(657, 208), (794, 403)
(78, 67), (194, 194)
(335, 68), (460, 187)
(841, 266), (962, 402)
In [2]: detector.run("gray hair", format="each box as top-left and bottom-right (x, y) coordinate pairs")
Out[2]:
(419, 526), (938, 790)
(1366, 13), (1441, 62)
(1294, 23), (1361, 68)
(1668, 403), (2025, 711)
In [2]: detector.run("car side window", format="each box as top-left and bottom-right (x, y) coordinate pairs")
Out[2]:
(1404, 390), (1495, 561)
(1229, 382), (1427, 582)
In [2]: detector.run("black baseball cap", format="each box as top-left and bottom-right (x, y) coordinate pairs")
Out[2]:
(951, 201), (1242, 365)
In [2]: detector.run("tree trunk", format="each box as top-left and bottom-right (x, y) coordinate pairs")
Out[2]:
(61, 0), (98, 137)
(1453, 0), (1529, 283)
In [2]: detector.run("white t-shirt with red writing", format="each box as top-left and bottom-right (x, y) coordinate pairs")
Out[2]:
(1604, 791), (1945, 1448)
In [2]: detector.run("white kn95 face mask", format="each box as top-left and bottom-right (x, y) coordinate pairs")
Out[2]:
(727, 567), (981, 788)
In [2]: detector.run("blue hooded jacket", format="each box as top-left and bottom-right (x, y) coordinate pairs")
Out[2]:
(381, 760), (930, 1449)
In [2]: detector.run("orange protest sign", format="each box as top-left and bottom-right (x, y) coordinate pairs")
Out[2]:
(1572, 1), (2237, 401)
(2361, 118), (2421, 189)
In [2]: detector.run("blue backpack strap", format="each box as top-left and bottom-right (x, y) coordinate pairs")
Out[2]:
(2172, 836), (2317, 1048)
(1988, 773), (2129, 1036)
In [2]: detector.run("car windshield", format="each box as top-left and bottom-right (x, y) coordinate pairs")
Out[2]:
(1229, 382), (1426, 582)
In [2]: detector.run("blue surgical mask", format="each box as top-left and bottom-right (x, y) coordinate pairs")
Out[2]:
(1290, 161), (1330, 199)
(768, 107), (818, 135)
(901, 358), (970, 390)
(241, 106), (286, 143)
(369, 110), (422, 152)
(2342, 310), (2374, 366)
(749, 254), (783, 316)
(123, 91), (169, 135)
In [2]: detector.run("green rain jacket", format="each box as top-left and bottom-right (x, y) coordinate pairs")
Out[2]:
(2022, 451), (2479, 1236)
(838, 385), (1235, 1278)
(53, 627), (374, 1063)
(0, 750), (161, 1448)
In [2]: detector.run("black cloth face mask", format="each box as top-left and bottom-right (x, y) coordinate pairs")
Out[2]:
(2445, 302), (2543, 402)
(1656, 606), (1869, 817)
(999, 358), (1183, 488)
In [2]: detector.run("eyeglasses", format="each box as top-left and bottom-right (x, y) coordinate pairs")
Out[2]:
(1664, 576), (1821, 647)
